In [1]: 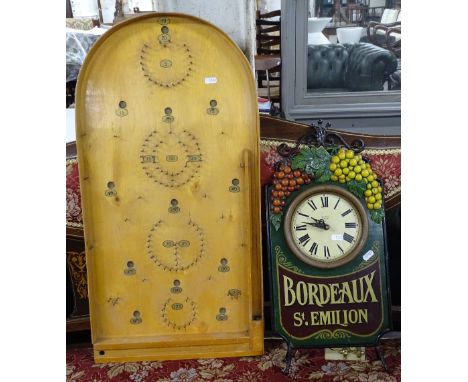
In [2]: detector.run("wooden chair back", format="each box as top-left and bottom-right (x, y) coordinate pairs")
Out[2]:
(256, 9), (281, 55)
(255, 10), (281, 107)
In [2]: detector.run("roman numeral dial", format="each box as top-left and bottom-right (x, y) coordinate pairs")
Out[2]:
(284, 185), (369, 269)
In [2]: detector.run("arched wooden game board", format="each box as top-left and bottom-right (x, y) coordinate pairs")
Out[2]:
(75, 13), (263, 362)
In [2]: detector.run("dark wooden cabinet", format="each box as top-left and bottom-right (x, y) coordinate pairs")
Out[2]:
(66, 230), (90, 332)
(66, 142), (90, 332)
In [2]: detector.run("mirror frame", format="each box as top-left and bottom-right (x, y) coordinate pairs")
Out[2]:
(281, 0), (401, 124)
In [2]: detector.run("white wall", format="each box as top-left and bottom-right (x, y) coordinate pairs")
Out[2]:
(70, 0), (99, 18)
(257, 0), (281, 13)
(100, 0), (116, 23)
(75, 0), (256, 64)
(131, 0), (153, 10)
(153, 0), (256, 65)
(100, 0), (146, 23)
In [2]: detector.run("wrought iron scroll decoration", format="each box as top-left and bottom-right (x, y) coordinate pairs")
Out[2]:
(277, 120), (365, 159)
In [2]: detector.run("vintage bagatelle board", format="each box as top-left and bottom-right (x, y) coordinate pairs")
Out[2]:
(75, 13), (263, 362)
(265, 124), (392, 370)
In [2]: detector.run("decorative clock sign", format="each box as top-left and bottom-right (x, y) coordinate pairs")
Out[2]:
(75, 13), (263, 362)
(265, 121), (392, 373)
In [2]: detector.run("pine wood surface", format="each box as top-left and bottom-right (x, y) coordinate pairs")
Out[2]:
(75, 13), (263, 362)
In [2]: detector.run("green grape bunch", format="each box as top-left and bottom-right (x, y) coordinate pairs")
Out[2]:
(329, 148), (383, 210)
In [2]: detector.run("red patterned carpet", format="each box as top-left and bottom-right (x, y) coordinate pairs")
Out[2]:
(67, 339), (400, 382)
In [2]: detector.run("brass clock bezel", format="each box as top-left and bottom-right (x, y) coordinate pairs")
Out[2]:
(283, 184), (369, 269)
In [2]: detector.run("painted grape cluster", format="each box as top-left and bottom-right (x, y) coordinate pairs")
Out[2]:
(329, 148), (383, 210)
(270, 164), (312, 214)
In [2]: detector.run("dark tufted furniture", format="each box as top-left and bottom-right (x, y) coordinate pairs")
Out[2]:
(307, 43), (398, 91)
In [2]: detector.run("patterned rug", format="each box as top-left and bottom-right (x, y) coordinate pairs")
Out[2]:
(67, 339), (400, 382)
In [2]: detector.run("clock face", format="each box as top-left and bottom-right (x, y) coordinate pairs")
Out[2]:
(284, 185), (369, 268)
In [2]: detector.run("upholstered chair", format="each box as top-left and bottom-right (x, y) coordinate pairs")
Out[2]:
(307, 43), (398, 92)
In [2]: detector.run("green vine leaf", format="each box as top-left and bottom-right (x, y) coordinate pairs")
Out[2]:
(290, 148), (311, 171)
(291, 146), (331, 180)
(315, 168), (331, 183)
(326, 146), (340, 156)
(370, 208), (385, 224)
(346, 179), (367, 198)
(304, 146), (331, 175)
(270, 212), (282, 231)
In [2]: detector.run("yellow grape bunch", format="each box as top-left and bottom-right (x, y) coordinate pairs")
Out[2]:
(329, 148), (383, 210)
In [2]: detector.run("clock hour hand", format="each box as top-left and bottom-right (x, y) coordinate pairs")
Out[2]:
(316, 220), (330, 230)
(303, 220), (330, 230)
(310, 217), (329, 229)
(310, 216), (330, 230)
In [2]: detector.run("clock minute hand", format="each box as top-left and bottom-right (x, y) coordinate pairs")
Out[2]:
(302, 221), (320, 227)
